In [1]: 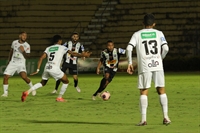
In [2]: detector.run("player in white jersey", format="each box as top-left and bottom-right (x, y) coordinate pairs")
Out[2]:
(21, 35), (91, 102)
(2, 31), (35, 97)
(126, 14), (171, 126)
(52, 32), (84, 94)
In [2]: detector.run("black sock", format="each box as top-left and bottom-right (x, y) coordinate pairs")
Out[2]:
(93, 78), (106, 96)
(74, 79), (78, 87)
(55, 80), (61, 90)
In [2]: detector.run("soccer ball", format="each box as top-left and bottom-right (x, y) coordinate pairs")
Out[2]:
(101, 91), (111, 101)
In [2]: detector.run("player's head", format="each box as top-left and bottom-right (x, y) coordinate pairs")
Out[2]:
(143, 13), (156, 27)
(71, 32), (79, 43)
(106, 40), (114, 52)
(19, 31), (27, 42)
(53, 35), (62, 44)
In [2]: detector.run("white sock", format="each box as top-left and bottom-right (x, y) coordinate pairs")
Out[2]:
(159, 93), (169, 119)
(28, 83), (43, 94)
(3, 84), (8, 94)
(28, 81), (33, 88)
(58, 84), (68, 98)
(140, 95), (148, 122)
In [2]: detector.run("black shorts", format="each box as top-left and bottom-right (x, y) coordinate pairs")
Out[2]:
(61, 62), (78, 75)
(103, 67), (116, 82)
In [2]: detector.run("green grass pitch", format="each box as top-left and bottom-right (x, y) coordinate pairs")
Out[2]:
(0, 72), (199, 133)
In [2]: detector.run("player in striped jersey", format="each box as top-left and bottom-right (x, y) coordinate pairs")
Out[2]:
(21, 35), (91, 102)
(52, 32), (84, 94)
(92, 40), (126, 100)
(126, 14), (171, 126)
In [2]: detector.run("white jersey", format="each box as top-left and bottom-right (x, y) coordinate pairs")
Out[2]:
(10, 40), (30, 63)
(128, 28), (167, 73)
(44, 44), (68, 67)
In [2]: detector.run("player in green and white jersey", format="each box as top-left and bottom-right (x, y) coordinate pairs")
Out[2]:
(126, 14), (171, 126)
(21, 35), (91, 102)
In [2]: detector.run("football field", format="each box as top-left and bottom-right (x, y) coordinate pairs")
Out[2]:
(0, 72), (199, 133)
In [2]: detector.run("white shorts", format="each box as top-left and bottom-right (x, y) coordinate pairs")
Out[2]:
(42, 65), (64, 81)
(3, 61), (27, 76)
(138, 70), (165, 89)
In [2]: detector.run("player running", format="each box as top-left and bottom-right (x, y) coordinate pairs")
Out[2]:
(51, 32), (84, 94)
(2, 31), (35, 97)
(21, 35), (91, 102)
(126, 13), (171, 126)
(92, 40), (126, 100)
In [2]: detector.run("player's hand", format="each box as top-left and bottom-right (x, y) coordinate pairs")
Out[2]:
(96, 68), (100, 74)
(82, 51), (92, 57)
(30, 71), (39, 76)
(19, 45), (25, 52)
(127, 64), (134, 74)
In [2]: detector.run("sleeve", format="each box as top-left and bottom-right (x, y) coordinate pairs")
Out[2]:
(11, 41), (15, 49)
(128, 33), (137, 48)
(63, 42), (68, 47)
(118, 48), (126, 55)
(126, 33), (136, 65)
(161, 44), (169, 59)
(160, 31), (167, 45)
(79, 45), (84, 53)
(100, 51), (104, 62)
(44, 47), (48, 54)
(25, 43), (31, 53)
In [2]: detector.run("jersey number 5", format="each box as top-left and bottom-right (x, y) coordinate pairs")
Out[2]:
(142, 40), (158, 55)
(49, 52), (55, 61)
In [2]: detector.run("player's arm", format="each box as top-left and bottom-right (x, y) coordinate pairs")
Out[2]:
(126, 43), (134, 74)
(96, 59), (103, 74)
(7, 48), (13, 65)
(19, 45), (30, 58)
(67, 50), (91, 57)
(30, 52), (47, 75)
(161, 44), (169, 59)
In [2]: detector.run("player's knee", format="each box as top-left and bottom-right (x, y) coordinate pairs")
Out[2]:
(3, 75), (9, 80)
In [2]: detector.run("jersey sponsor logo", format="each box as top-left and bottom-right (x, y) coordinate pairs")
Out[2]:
(148, 60), (159, 68)
(107, 60), (116, 64)
(141, 32), (156, 39)
(49, 47), (59, 52)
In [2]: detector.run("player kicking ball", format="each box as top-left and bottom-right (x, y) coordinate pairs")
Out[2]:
(21, 35), (91, 102)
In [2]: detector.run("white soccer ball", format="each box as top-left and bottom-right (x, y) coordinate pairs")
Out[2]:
(101, 91), (111, 101)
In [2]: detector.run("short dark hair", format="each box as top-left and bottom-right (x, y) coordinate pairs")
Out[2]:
(19, 31), (27, 34)
(71, 32), (79, 36)
(107, 40), (113, 44)
(143, 14), (155, 26)
(53, 35), (62, 43)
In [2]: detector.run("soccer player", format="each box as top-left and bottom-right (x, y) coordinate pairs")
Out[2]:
(51, 32), (84, 94)
(21, 35), (91, 102)
(92, 40), (126, 100)
(126, 13), (171, 126)
(2, 31), (35, 97)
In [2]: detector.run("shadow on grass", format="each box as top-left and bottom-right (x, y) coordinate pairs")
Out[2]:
(24, 119), (130, 125)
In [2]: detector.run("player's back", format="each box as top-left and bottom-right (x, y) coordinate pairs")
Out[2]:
(133, 28), (167, 73)
(44, 44), (68, 67)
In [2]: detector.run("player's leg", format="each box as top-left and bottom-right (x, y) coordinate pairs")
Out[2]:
(52, 65), (67, 94)
(21, 70), (50, 102)
(2, 62), (17, 97)
(21, 79), (48, 102)
(51, 68), (69, 102)
(92, 69), (114, 100)
(153, 70), (171, 125)
(19, 71), (35, 95)
(137, 72), (152, 126)
(56, 73), (69, 102)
